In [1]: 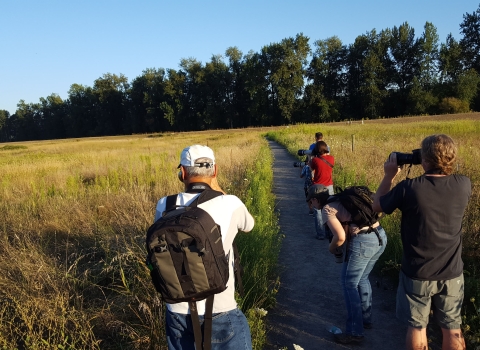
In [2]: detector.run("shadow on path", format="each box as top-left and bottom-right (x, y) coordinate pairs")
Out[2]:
(264, 141), (406, 350)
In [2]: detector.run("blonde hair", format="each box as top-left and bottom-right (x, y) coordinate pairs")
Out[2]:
(421, 134), (457, 175)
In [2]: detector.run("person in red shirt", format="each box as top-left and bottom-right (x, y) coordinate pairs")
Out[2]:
(310, 141), (334, 193)
(309, 141), (334, 239)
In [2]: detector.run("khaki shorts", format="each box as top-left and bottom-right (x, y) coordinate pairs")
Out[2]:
(396, 271), (464, 329)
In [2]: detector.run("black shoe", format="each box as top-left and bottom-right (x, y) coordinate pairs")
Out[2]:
(363, 322), (373, 329)
(334, 333), (364, 344)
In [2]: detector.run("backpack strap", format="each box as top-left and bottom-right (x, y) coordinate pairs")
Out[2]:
(189, 300), (204, 350)
(161, 194), (179, 217)
(188, 296), (214, 350)
(162, 187), (223, 215)
(165, 194), (178, 211)
(203, 295), (214, 350)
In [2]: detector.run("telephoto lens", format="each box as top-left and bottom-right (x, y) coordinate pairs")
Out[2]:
(395, 149), (422, 166)
(297, 149), (312, 156)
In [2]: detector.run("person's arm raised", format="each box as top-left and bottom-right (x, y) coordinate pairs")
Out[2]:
(373, 153), (401, 212)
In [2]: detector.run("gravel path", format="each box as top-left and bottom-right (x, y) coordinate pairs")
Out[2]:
(264, 141), (407, 350)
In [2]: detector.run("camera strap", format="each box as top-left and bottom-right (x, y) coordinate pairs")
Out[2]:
(405, 164), (414, 179)
(319, 157), (334, 168)
(186, 182), (212, 193)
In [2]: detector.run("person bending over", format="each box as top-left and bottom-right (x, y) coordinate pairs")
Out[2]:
(308, 184), (387, 344)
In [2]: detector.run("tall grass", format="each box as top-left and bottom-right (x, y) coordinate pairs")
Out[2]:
(265, 114), (480, 347)
(0, 131), (280, 349)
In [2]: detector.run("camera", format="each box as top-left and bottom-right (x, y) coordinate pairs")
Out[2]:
(294, 149), (312, 167)
(297, 149), (312, 156)
(334, 246), (344, 263)
(293, 161), (307, 167)
(394, 149), (422, 166)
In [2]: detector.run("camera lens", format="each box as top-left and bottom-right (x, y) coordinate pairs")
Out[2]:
(395, 149), (422, 166)
(297, 149), (312, 156)
(395, 152), (412, 166)
(411, 149), (422, 165)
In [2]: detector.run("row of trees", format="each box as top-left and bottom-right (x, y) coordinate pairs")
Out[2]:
(1, 4), (480, 142)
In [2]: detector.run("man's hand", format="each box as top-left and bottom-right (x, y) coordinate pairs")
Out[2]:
(372, 152), (401, 212)
(384, 153), (401, 180)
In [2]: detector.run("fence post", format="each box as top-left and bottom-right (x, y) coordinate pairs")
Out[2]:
(352, 134), (355, 152)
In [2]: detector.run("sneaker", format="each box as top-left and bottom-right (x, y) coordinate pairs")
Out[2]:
(363, 322), (373, 329)
(334, 333), (364, 344)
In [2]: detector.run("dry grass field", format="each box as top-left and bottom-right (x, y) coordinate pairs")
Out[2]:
(0, 130), (280, 349)
(1, 113), (479, 348)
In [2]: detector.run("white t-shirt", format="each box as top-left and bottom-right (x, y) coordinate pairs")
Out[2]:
(154, 191), (255, 315)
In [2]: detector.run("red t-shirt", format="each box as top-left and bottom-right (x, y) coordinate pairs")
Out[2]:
(310, 155), (334, 186)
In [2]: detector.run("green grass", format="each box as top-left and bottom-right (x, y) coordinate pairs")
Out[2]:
(266, 114), (480, 347)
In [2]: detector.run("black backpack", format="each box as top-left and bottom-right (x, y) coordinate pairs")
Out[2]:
(325, 186), (383, 245)
(145, 189), (229, 350)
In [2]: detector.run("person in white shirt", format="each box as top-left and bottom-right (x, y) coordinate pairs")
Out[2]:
(154, 145), (255, 350)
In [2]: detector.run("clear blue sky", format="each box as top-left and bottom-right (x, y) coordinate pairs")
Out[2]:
(1, 0), (478, 115)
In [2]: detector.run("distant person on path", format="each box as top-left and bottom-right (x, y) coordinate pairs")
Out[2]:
(309, 141), (334, 239)
(154, 145), (255, 350)
(373, 134), (471, 350)
(309, 132), (330, 154)
(307, 184), (387, 344)
(300, 162), (314, 215)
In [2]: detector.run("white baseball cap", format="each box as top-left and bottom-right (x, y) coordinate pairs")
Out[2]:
(178, 145), (216, 168)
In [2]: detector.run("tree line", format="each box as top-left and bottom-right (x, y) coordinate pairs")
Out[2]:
(1, 4), (479, 142)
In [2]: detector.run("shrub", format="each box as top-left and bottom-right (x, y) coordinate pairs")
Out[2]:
(438, 97), (470, 114)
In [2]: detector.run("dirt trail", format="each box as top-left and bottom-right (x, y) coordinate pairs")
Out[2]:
(264, 141), (407, 350)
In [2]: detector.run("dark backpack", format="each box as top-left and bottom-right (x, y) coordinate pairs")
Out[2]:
(145, 189), (236, 350)
(325, 186), (383, 245)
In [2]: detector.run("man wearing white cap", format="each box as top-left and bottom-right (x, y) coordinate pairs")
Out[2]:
(154, 144), (255, 350)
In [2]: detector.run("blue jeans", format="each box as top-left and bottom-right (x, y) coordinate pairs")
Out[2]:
(166, 307), (252, 350)
(341, 227), (387, 336)
(314, 185), (334, 239)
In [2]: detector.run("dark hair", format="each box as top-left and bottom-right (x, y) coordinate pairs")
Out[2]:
(316, 192), (330, 207)
(313, 141), (329, 156)
(315, 132), (323, 140)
